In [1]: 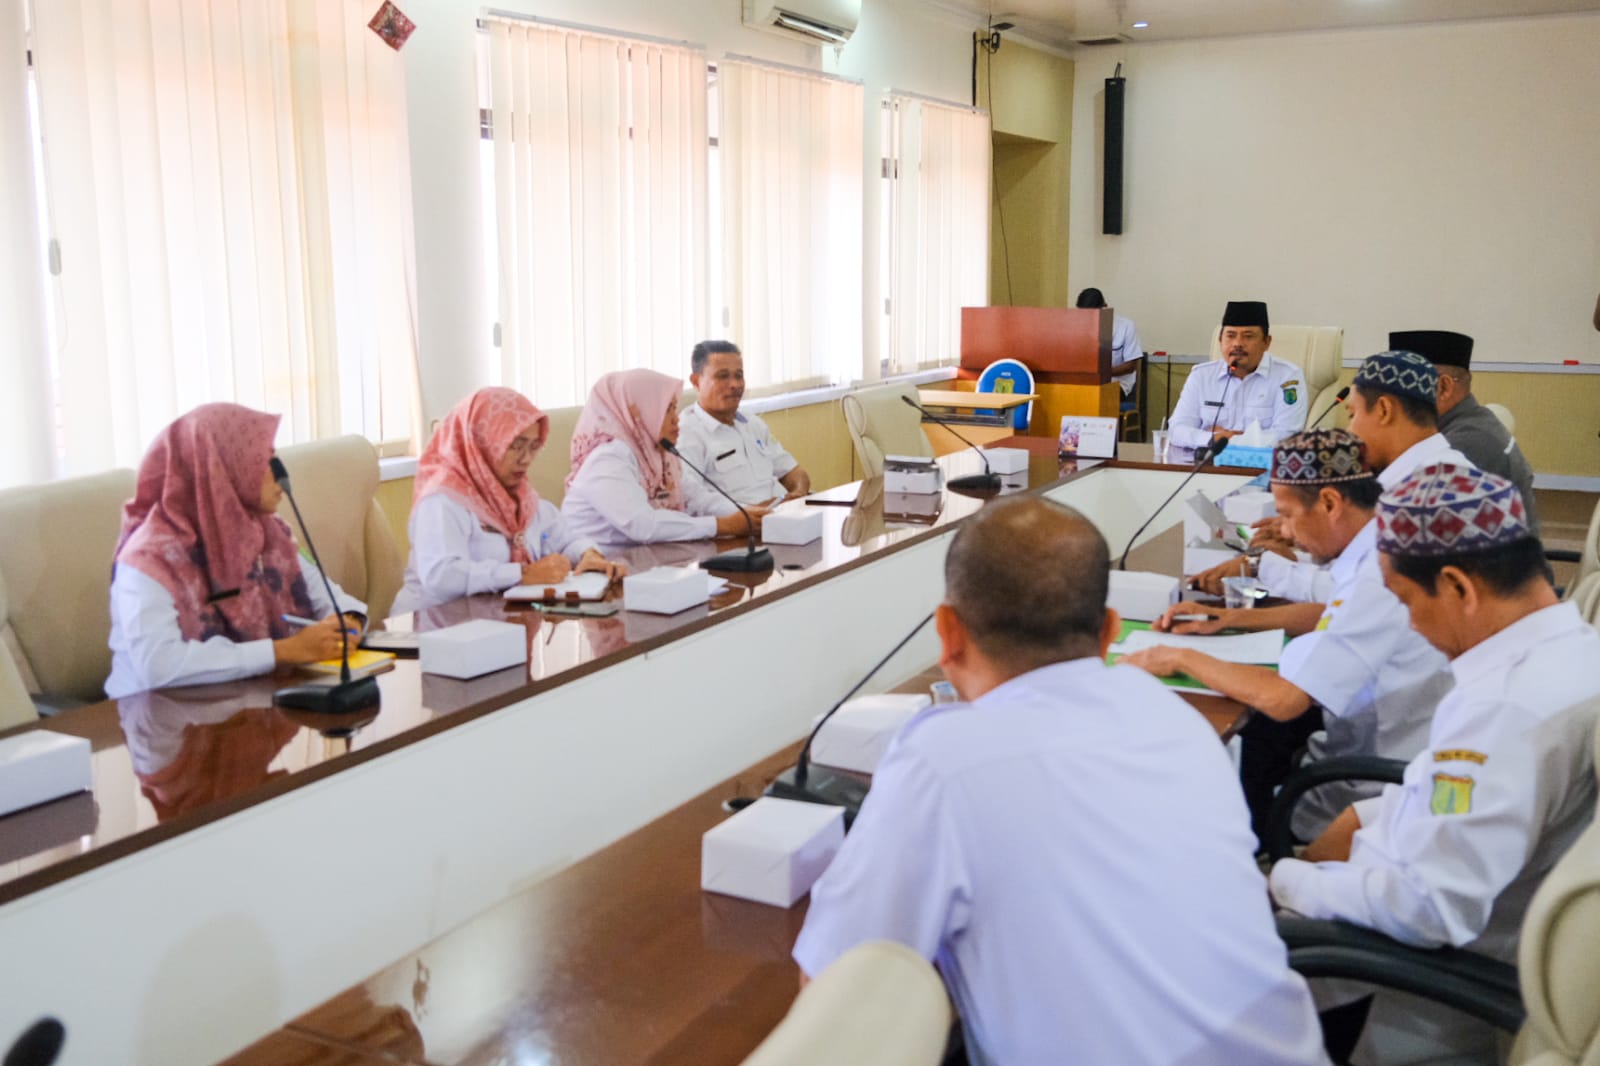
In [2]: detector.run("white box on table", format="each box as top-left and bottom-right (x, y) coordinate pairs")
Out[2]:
(883, 455), (942, 495)
(1184, 543), (1240, 576)
(623, 566), (710, 615)
(701, 797), (845, 908)
(0, 730), (91, 818)
(762, 509), (824, 546)
(984, 447), (1030, 475)
(1223, 490), (1276, 525)
(418, 618), (527, 679)
(1107, 571), (1182, 623)
(811, 693), (931, 774)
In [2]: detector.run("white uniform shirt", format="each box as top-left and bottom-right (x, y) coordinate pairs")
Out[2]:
(559, 439), (735, 547)
(393, 494), (598, 614)
(794, 658), (1328, 1066)
(1273, 602), (1600, 960)
(1254, 434), (1471, 605)
(676, 404), (798, 505)
(1170, 353), (1309, 450)
(106, 560), (364, 699)
(1111, 314), (1144, 396)
(1277, 520), (1454, 838)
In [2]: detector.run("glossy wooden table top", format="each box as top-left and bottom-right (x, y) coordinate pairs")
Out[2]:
(1, 445), (1146, 903)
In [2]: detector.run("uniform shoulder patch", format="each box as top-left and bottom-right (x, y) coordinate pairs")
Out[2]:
(1434, 749), (1489, 766)
(1282, 383), (1298, 405)
(1431, 772), (1475, 815)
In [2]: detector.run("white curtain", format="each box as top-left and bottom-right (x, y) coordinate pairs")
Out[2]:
(719, 59), (862, 392)
(25, 0), (420, 479)
(487, 17), (708, 408)
(886, 96), (990, 375)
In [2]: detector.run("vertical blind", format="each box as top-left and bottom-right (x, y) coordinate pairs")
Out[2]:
(486, 16), (708, 409)
(19, 0), (420, 480)
(885, 95), (990, 375)
(718, 59), (863, 392)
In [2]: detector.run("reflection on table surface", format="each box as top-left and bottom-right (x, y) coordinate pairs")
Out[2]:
(0, 445), (1145, 900)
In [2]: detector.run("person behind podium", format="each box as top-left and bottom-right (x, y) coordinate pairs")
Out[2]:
(105, 404), (367, 699)
(1168, 300), (1307, 452)
(1124, 429), (1453, 845)
(1074, 287), (1143, 397)
(560, 368), (767, 546)
(676, 340), (811, 504)
(394, 387), (623, 613)
(1271, 464), (1600, 1063)
(793, 496), (1327, 1066)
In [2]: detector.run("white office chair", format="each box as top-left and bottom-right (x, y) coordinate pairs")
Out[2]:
(1207, 324), (1346, 429)
(841, 383), (935, 479)
(741, 941), (952, 1066)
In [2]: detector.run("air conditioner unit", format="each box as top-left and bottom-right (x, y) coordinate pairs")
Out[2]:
(742, 0), (860, 46)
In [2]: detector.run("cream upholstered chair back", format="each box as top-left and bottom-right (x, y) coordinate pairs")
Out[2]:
(274, 436), (404, 624)
(841, 383), (935, 479)
(0, 468), (137, 705)
(1561, 502), (1600, 598)
(1485, 402), (1517, 435)
(741, 941), (952, 1066)
(1207, 324), (1346, 430)
(0, 568), (37, 729)
(1511, 707), (1600, 1065)
(1569, 572), (1600, 626)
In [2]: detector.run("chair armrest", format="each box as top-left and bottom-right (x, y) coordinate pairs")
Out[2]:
(1266, 756), (1407, 861)
(1545, 549), (1581, 564)
(1276, 917), (1524, 1033)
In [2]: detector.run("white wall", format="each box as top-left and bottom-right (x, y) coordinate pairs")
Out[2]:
(399, 0), (974, 423)
(1067, 13), (1600, 364)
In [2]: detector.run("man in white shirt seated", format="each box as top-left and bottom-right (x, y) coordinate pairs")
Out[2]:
(676, 340), (810, 505)
(793, 496), (1329, 1066)
(1075, 287), (1144, 397)
(1170, 300), (1308, 454)
(1272, 464), (1600, 1064)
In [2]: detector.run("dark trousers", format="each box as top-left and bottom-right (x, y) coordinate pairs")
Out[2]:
(1239, 707), (1325, 848)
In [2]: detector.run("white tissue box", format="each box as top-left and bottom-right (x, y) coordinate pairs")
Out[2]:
(623, 566), (710, 615)
(418, 618), (527, 679)
(883, 455), (942, 495)
(762, 509), (824, 546)
(1185, 543), (1240, 576)
(811, 693), (931, 774)
(702, 797), (845, 907)
(0, 730), (92, 818)
(1107, 570), (1181, 622)
(984, 447), (1030, 475)
(1223, 490), (1276, 525)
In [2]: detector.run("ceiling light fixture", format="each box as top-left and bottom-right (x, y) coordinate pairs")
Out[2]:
(1132, 21), (1149, 29)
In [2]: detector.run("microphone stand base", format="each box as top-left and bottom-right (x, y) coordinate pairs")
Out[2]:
(765, 765), (871, 828)
(274, 676), (382, 715)
(945, 473), (1002, 491)
(699, 548), (775, 573)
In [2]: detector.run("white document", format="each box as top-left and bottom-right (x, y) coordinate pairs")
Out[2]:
(1111, 628), (1286, 666)
(505, 571), (611, 602)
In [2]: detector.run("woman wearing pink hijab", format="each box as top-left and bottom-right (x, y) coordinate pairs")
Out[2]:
(560, 369), (767, 545)
(105, 404), (366, 699)
(395, 387), (622, 612)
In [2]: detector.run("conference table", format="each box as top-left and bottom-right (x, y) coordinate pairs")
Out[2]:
(0, 441), (1258, 1066)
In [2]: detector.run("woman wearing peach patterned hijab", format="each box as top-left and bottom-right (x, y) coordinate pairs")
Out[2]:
(105, 404), (366, 699)
(394, 387), (623, 614)
(560, 369), (766, 546)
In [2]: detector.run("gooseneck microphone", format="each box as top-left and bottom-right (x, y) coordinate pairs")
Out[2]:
(766, 610), (934, 825)
(899, 395), (1001, 491)
(269, 457), (381, 714)
(1118, 378), (1232, 572)
(1307, 386), (1351, 430)
(660, 439), (774, 573)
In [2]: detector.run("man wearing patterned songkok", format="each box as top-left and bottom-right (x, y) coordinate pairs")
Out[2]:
(1126, 430), (1453, 844)
(1390, 329), (1539, 536)
(1188, 350), (1476, 604)
(1272, 464), (1600, 1064)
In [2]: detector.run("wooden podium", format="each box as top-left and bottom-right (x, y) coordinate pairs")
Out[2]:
(957, 307), (1119, 439)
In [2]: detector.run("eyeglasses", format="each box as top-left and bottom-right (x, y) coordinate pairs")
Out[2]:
(505, 437), (542, 459)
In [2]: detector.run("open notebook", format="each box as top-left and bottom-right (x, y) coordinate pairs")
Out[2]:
(1106, 620), (1285, 696)
(505, 571), (612, 603)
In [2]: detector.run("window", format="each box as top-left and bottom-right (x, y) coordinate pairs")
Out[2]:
(717, 59), (863, 393)
(483, 16), (709, 409)
(884, 95), (990, 375)
(8, 0), (420, 484)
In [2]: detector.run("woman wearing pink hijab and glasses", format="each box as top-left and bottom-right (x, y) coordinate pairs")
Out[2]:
(560, 370), (769, 546)
(105, 404), (367, 699)
(395, 387), (623, 613)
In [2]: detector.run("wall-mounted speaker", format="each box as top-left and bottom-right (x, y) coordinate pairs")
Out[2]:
(1103, 75), (1126, 235)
